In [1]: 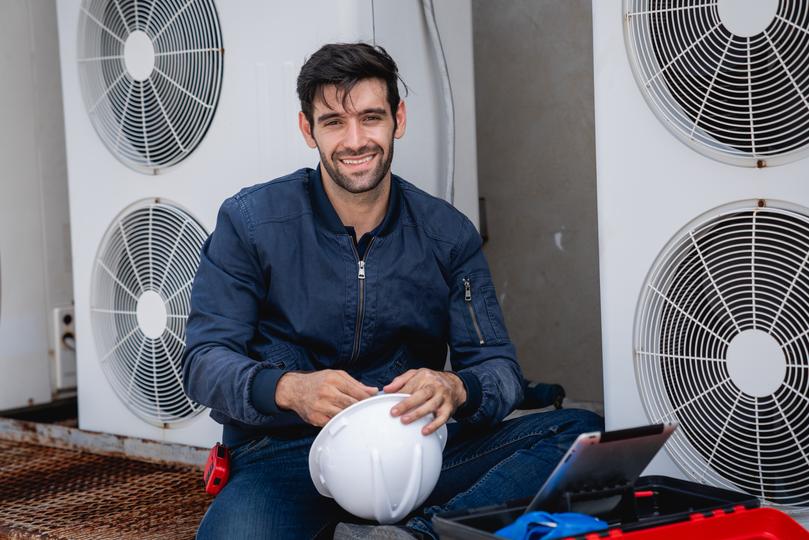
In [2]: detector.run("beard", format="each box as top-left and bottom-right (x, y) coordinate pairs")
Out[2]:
(318, 139), (395, 195)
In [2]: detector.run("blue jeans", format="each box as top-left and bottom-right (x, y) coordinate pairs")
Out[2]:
(196, 409), (603, 539)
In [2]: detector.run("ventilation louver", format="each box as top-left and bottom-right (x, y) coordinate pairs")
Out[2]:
(77, 0), (224, 173)
(625, 1), (809, 166)
(636, 201), (809, 506)
(91, 200), (207, 427)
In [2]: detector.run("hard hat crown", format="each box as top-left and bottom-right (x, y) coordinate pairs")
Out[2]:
(308, 393), (447, 523)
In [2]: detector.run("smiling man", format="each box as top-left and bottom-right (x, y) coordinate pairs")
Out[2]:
(183, 43), (602, 540)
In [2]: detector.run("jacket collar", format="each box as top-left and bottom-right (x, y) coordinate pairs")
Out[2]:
(308, 164), (401, 236)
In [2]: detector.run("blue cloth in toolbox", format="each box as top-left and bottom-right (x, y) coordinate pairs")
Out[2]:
(495, 512), (608, 540)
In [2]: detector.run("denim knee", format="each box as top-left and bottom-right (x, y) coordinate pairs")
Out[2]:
(566, 408), (604, 434)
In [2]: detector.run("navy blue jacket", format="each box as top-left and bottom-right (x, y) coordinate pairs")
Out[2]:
(181, 167), (524, 446)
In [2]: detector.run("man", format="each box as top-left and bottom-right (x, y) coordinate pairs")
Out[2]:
(182, 43), (602, 540)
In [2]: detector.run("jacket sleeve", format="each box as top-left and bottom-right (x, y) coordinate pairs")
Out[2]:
(181, 196), (306, 428)
(448, 215), (525, 427)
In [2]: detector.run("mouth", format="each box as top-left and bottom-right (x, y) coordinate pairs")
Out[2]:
(338, 153), (377, 168)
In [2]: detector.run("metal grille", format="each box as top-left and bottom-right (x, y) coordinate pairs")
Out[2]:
(624, 0), (809, 166)
(635, 201), (809, 506)
(91, 200), (208, 427)
(77, 0), (224, 173)
(0, 439), (210, 540)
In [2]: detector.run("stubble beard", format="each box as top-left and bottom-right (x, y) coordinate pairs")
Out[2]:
(319, 138), (395, 195)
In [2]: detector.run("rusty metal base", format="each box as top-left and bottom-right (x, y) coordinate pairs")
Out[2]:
(0, 439), (212, 539)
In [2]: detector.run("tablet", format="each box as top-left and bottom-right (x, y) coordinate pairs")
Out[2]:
(525, 422), (677, 515)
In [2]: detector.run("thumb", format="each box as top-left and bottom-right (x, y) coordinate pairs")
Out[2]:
(383, 370), (415, 393)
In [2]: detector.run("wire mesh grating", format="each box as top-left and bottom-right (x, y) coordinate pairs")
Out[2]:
(0, 439), (210, 540)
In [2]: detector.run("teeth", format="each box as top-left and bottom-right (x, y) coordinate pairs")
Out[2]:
(341, 155), (373, 165)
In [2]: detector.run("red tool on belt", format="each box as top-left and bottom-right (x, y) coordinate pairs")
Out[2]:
(203, 442), (230, 495)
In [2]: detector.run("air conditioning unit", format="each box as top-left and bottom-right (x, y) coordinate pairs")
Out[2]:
(593, 0), (809, 509)
(0, 0), (74, 412)
(594, 0), (809, 514)
(56, 0), (478, 448)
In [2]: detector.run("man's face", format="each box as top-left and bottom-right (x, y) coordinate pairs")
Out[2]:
(299, 78), (406, 194)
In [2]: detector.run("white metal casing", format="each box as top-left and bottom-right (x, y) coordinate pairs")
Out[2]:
(0, 1), (74, 412)
(56, 0), (478, 448)
(52, 306), (77, 392)
(593, 0), (809, 480)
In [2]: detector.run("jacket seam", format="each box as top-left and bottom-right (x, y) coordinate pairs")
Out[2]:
(238, 174), (304, 197)
(235, 195), (256, 246)
(252, 211), (313, 226)
(450, 217), (471, 267)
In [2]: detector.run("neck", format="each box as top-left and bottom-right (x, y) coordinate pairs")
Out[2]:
(320, 165), (391, 238)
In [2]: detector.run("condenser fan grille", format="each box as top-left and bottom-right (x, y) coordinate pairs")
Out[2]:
(625, 1), (809, 166)
(92, 200), (207, 426)
(77, 0), (223, 172)
(636, 202), (809, 506)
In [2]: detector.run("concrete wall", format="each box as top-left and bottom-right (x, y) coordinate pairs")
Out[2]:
(472, 0), (603, 405)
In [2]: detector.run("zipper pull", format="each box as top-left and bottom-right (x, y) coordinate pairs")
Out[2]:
(463, 277), (472, 301)
(358, 260), (366, 280)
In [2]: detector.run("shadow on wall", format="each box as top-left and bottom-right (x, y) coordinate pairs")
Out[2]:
(471, 0), (603, 405)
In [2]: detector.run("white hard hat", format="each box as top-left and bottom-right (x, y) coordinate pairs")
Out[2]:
(308, 392), (448, 524)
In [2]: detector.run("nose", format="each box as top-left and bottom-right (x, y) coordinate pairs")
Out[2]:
(343, 119), (367, 151)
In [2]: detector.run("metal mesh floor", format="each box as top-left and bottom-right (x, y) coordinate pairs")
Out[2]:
(0, 439), (211, 539)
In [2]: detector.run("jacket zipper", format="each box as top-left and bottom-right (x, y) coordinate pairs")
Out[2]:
(464, 277), (485, 345)
(350, 237), (376, 363)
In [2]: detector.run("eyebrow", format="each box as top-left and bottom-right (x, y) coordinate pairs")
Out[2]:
(316, 107), (388, 124)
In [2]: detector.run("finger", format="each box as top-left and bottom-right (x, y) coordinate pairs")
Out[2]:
(392, 385), (436, 417)
(336, 371), (378, 401)
(328, 390), (359, 410)
(422, 405), (451, 435)
(310, 414), (330, 427)
(316, 403), (344, 421)
(383, 370), (418, 393)
(397, 375), (427, 396)
(401, 393), (444, 424)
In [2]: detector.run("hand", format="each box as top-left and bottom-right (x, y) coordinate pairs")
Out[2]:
(383, 369), (467, 435)
(275, 370), (378, 427)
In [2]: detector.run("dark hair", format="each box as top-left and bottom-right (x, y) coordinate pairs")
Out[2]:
(297, 43), (407, 130)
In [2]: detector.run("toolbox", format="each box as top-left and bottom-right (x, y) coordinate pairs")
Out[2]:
(604, 506), (809, 539)
(432, 475), (779, 539)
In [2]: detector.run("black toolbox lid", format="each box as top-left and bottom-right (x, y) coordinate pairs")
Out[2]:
(432, 475), (759, 540)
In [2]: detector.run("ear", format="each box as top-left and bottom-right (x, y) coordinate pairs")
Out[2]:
(299, 111), (318, 149)
(394, 100), (406, 139)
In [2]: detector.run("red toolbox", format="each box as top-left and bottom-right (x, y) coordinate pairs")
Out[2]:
(432, 476), (796, 539)
(599, 507), (808, 539)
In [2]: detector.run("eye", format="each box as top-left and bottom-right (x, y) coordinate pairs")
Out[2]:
(363, 115), (382, 122)
(324, 119), (342, 127)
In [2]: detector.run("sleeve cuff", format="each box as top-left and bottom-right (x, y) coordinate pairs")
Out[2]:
(453, 370), (482, 420)
(250, 366), (287, 416)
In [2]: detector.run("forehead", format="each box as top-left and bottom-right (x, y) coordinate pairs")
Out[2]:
(313, 78), (389, 115)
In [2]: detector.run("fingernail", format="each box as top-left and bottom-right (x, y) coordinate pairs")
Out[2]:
(402, 415), (411, 422)
(391, 408), (399, 415)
